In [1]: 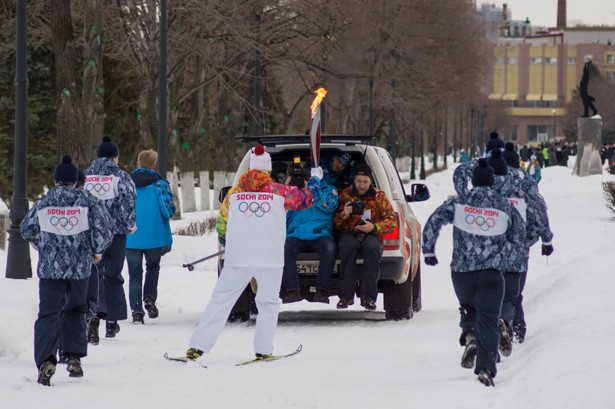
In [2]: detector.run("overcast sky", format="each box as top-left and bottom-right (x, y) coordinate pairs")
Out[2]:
(484, 1), (615, 28)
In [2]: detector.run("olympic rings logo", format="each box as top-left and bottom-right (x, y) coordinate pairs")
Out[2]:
(85, 182), (112, 196)
(50, 216), (79, 231)
(464, 214), (496, 231)
(238, 201), (271, 217)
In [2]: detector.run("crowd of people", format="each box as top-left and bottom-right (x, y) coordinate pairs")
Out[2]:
(21, 132), (556, 388)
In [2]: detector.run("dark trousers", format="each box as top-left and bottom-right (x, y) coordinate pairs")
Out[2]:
(86, 264), (99, 320)
(500, 271), (521, 325)
(452, 269), (504, 377)
(337, 232), (382, 301)
(96, 234), (128, 321)
(513, 269), (528, 339)
(126, 247), (162, 313)
(283, 236), (336, 293)
(35, 278), (89, 368)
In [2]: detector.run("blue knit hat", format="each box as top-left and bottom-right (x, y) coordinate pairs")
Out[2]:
(97, 135), (120, 158)
(54, 155), (79, 184)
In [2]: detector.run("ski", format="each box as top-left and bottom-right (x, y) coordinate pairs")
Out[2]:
(236, 344), (303, 366)
(163, 353), (207, 368)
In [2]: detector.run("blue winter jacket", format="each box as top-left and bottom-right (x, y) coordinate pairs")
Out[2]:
(85, 158), (136, 235)
(286, 177), (339, 240)
(422, 186), (524, 273)
(126, 168), (176, 250)
(20, 186), (113, 280)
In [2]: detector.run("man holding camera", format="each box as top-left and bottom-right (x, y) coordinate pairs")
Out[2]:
(333, 164), (397, 310)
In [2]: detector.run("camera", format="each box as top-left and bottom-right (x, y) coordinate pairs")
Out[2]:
(288, 155), (306, 188)
(350, 200), (365, 215)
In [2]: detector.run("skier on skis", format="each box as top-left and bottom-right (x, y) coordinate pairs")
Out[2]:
(183, 145), (321, 362)
(422, 158), (524, 387)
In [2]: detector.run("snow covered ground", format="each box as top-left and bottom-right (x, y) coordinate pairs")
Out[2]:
(1, 159), (613, 409)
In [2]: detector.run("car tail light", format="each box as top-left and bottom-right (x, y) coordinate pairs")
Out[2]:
(382, 212), (400, 250)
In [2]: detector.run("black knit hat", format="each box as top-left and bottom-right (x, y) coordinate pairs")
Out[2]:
(77, 169), (86, 187)
(97, 135), (120, 158)
(354, 163), (373, 180)
(487, 148), (508, 176)
(472, 158), (494, 187)
(485, 131), (505, 153)
(54, 155), (79, 184)
(502, 142), (520, 169)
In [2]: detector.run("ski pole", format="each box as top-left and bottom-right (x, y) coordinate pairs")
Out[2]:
(183, 250), (225, 271)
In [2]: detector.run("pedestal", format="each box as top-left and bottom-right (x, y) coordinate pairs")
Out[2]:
(572, 116), (603, 176)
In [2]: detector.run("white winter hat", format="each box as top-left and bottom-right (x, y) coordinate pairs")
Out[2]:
(250, 145), (272, 171)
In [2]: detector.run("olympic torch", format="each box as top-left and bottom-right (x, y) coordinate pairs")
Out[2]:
(309, 88), (327, 167)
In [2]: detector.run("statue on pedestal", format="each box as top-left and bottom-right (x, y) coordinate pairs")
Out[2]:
(580, 56), (598, 118)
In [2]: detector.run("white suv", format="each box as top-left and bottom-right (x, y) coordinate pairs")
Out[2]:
(218, 134), (430, 321)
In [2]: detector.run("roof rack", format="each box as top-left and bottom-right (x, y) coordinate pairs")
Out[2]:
(238, 134), (375, 147)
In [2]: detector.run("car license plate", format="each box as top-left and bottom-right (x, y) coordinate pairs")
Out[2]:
(297, 263), (318, 275)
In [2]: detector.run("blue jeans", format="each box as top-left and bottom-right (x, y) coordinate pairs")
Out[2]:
(35, 278), (89, 367)
(452, 269), (504, 377)
(126, 248), (162, 314)
(283, 236), (336, 293)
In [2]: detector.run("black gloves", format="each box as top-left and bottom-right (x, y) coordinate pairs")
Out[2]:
(541, 244), (554, 256)
(424, 256), (438, 266)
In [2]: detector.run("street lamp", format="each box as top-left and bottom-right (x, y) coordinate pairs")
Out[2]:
(552, 108), (557, 139)
(157, 0), (168, 175)
(6, 0), (32, 279)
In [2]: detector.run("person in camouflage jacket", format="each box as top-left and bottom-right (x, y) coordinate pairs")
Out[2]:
(85, 136), (136, 340)
(333, 163), (397, 311)
(422, 158), (524, 387)
(500, 143), (554, 344)
(21, 155), (113, 386)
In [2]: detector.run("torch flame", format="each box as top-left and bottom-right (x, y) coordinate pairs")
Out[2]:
(310, 88), (328, 117)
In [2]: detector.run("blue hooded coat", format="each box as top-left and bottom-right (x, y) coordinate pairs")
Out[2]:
(126, 168), (176, 250)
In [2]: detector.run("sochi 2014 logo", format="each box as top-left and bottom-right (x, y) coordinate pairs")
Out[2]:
(237, 201), (271, 217)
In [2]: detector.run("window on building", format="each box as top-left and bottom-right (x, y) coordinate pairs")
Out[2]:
(607, 54), (615, 64)
(530, 57), (542, 64)
(508, 57), (519, 65)
(495, 57), (505, 65)
(545, 57), (557, 64)
(508, 126), (518, 142)
(529, 101), (541, 108)
(568, 57), (577, 65)
(528, 125), (550, 142)
(545, 101), (557, 108)
(607, 71), (615, 80)
(507, 100), (517, 108)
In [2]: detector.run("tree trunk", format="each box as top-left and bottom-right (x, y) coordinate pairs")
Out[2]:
(82, 0), (105, 164)
(51, 0), (84, 165)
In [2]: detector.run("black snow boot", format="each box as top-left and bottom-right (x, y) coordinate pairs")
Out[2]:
(37, 361), (56, 386)
(477, 370), (495, 387)
(66, 356), (84, 378)
(105, 320), (120, 338)
(144, 297), (159, 319)
(498, 319), (513, 357)
(460, 333), (477, 369)
(88, 317), (100, 345)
